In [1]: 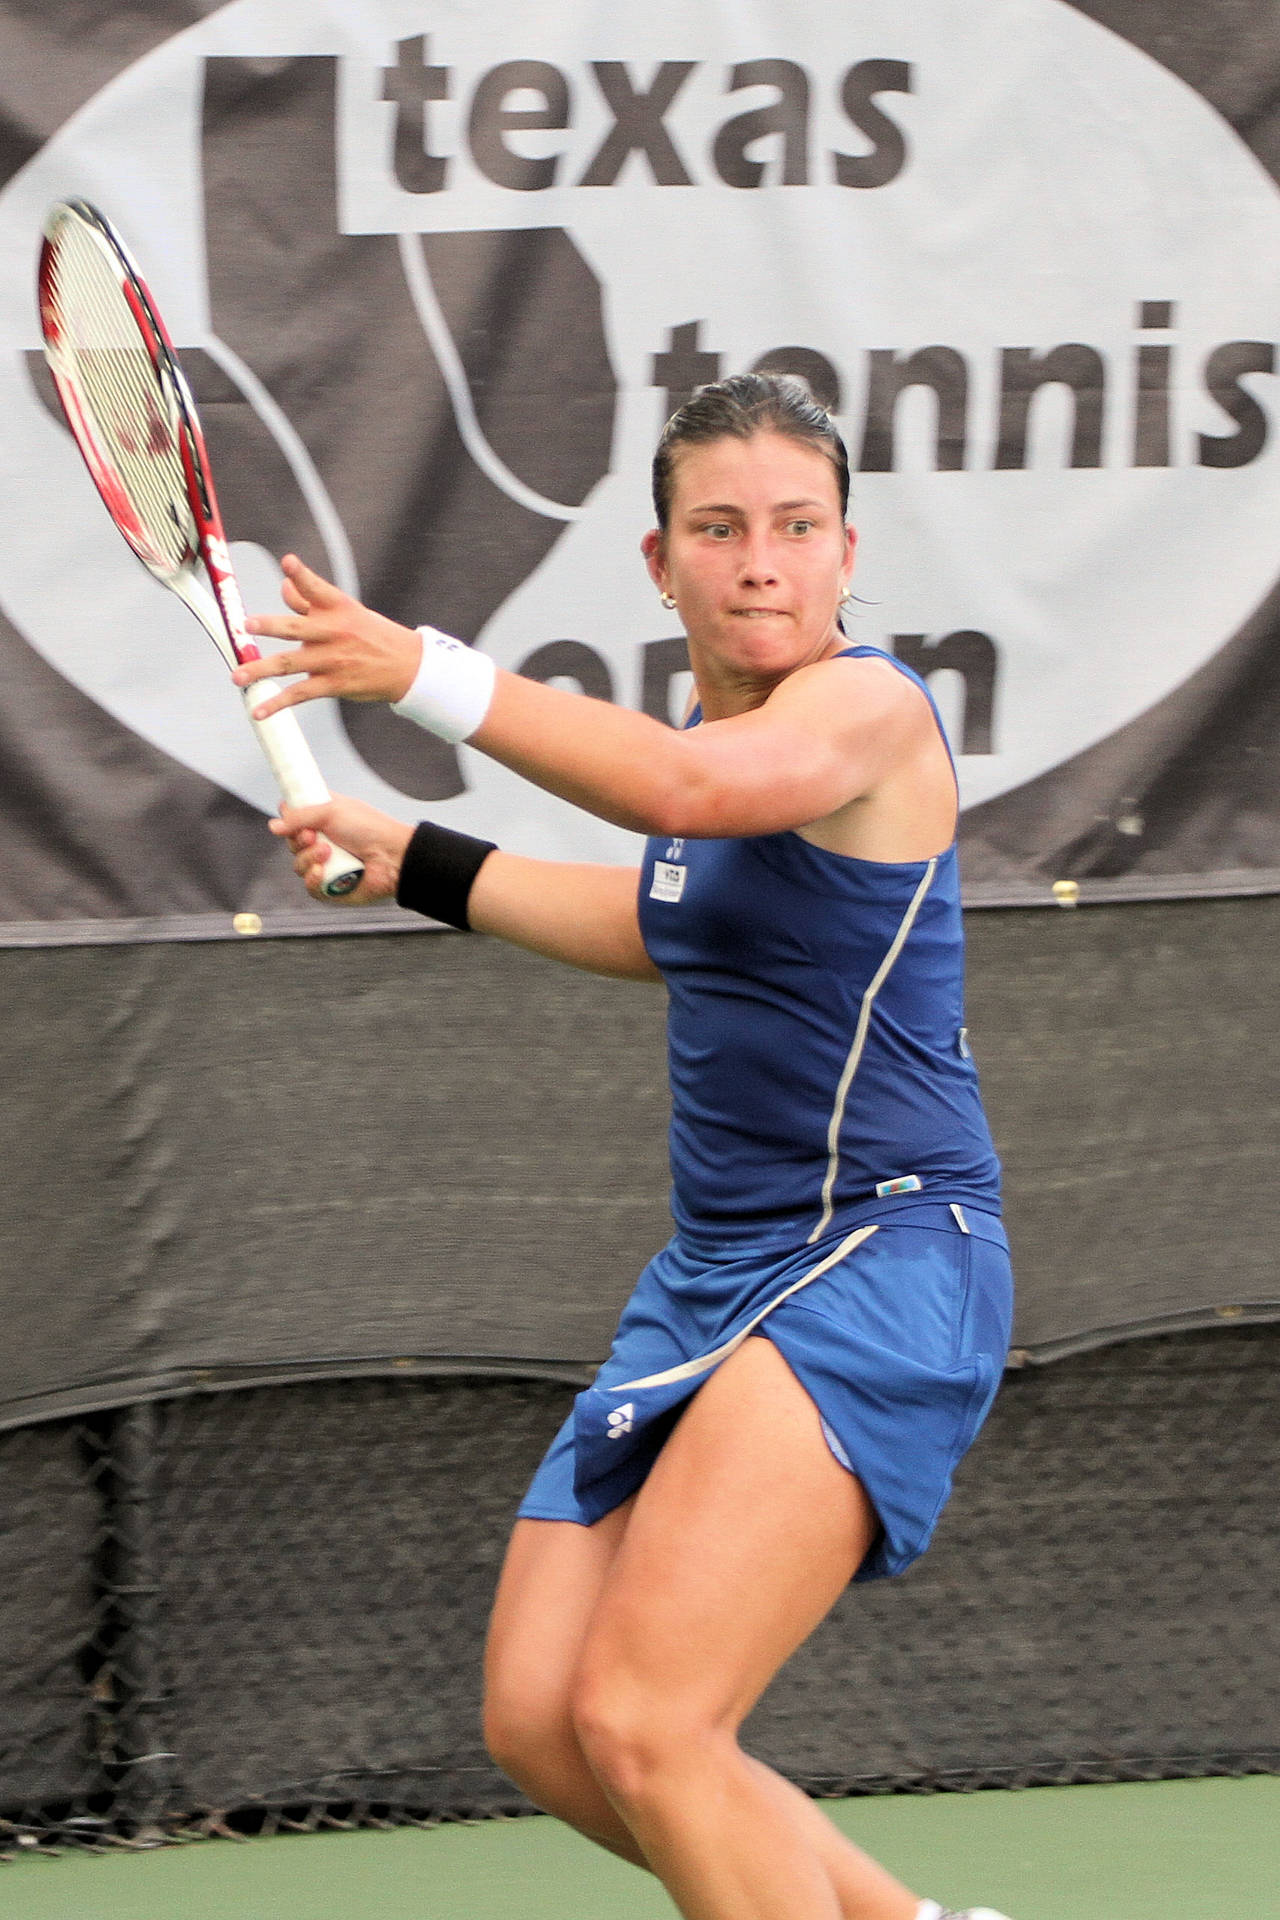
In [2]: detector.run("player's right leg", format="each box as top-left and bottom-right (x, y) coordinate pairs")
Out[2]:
(483, 1506), (649, 1866)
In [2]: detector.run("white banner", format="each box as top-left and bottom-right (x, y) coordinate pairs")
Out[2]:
(1, 0), (1279, 932)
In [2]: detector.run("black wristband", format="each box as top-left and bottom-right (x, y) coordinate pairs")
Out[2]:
(396, 821), (498, 929)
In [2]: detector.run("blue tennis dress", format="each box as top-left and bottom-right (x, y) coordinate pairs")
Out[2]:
(518, 649), (1013, 1579)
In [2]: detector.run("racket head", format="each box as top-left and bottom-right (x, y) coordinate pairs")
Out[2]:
(38, 199), (203, 587)
(40, 199), (262, 666)
(38, 200), (365, 899)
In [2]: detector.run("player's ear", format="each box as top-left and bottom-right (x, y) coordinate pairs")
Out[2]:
(840, 523), (858, 593)
(641, 527), (666, 591)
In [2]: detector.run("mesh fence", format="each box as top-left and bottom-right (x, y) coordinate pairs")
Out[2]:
(2, 1326), (1277, 1856)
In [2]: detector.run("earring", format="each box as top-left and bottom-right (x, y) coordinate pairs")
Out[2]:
(660, 591), (678, 610)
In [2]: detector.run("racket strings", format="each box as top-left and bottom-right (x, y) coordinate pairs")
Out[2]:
(46, 220), (194, 572)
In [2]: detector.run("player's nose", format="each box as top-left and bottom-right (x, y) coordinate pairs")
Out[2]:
(737, 534), (780, 585)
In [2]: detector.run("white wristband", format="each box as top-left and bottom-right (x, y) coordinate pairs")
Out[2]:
(391, 626), (497, 744)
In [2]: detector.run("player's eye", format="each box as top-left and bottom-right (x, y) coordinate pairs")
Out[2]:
(786, 518), (815, 536)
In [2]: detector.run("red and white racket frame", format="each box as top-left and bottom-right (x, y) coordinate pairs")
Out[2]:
(39, 199), (364, 898)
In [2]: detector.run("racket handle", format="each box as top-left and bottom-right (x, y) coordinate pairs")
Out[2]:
(243, 684), (365, 898)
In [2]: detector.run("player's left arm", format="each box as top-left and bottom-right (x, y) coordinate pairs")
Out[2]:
(237, 560), (931, 839)
(472, 649), (930, 839)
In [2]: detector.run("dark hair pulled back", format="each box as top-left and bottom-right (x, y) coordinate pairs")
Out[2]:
(651, 372), (850, 530)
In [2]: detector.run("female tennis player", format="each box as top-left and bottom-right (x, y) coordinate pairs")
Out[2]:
(236, 375), (1015, 1920)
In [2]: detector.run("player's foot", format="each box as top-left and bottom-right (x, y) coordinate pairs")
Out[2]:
(920, 1907), (1015, 1920)
(920, 1900), (1016, 1920)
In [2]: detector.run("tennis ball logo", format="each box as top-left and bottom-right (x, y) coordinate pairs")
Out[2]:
(1, 0), (1279, 867)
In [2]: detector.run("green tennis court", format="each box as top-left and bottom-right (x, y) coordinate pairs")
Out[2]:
(5, 1778), (1278, 1920)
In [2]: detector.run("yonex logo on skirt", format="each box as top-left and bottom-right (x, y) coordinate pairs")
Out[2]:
(606, 1403), (635, 1439)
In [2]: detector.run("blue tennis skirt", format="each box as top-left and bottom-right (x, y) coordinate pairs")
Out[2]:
(518, 1197), (1013, 1581)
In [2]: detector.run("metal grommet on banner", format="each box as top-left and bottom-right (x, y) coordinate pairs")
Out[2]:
(1051, 879), (1080, 909)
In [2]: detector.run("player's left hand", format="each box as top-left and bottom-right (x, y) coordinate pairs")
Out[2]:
(235, 555), (422, 718)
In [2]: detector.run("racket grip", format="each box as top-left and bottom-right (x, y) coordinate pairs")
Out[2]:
(243, 685), (365, 898)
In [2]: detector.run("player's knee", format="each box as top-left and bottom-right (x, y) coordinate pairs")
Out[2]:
(571, 1670), (717, 1810)
(482, 1670), (569, 1795)
(570, 1677), (652, 1805)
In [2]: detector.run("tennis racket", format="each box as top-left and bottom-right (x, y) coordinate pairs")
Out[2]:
(37, 197), (364, 898)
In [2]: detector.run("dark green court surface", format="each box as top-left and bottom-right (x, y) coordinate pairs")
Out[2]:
(4, 1776), (1278, 1919)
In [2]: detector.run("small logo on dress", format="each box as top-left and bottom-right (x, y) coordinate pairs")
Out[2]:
(650, 862), (687, 903)
(875, 1175), (923, 1198)
(606, 1403), (635, 1440)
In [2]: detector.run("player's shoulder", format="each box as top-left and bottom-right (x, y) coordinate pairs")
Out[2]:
(829, 642), (922, 689)
(785, 645), (934, 729)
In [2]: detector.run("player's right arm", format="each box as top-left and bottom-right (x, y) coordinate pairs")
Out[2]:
(273, 797), (658, 982)
(468, 855), (657, 980)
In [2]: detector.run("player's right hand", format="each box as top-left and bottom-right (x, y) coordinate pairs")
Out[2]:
(272, 797), (413, 905)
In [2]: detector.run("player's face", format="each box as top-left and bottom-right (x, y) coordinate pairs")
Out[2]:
(643, 430), (856, 699)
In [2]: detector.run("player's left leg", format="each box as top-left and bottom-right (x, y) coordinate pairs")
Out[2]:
(483, 1480), (937, 1909)
(568, 1333), (924, 1920)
